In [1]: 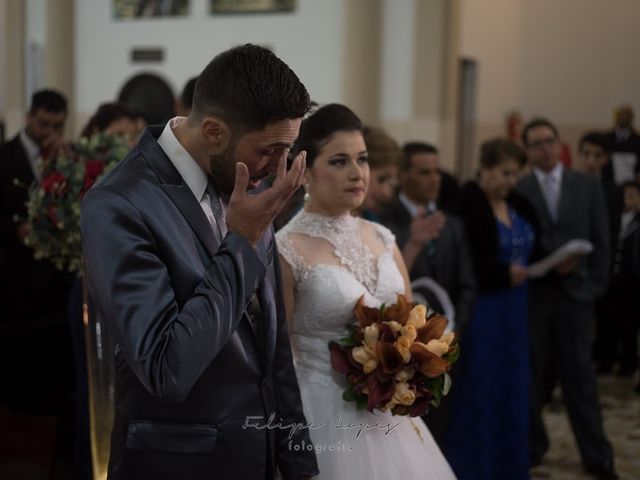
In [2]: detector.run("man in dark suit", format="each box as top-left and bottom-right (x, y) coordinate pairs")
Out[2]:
(80, 45), (318, 480)
(517, 118), (617, 479)
(378, 142), (475, 445)
(603, 104), (640, 185)
(0, 89), (73, 412)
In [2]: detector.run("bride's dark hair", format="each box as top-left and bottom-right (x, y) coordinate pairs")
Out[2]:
(290, 103), (363, 167)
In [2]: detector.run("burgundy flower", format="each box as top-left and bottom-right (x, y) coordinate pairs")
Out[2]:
(376, 340), (404, 375)
(407, 393), (432, 417)
(46, 205), (60, 227)
(41, 172), (68, 196)
(329, 342), (360, 375)
(83, 159), (106, 191)
(366, 373), (395, 411)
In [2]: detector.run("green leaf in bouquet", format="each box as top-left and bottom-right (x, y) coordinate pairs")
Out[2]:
(444, 343), (460, 364)
(338, 336), (358, 348)
(355, 393), (368, 411)
(338, 324), (359, 347)
(442, 372), (452, 396)
(342, 387), (357, 403)
(427, 375), (445, 407)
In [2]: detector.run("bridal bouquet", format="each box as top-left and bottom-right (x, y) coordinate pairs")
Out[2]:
(329, 294), (459, 417)
(23, 133), (129, 273)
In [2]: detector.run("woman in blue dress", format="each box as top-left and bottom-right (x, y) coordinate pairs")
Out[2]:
(445, 138), (540, 479)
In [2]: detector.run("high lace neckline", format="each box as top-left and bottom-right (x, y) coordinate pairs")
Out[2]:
(295, 209), (358, 230)
(281, 209), (379, 293)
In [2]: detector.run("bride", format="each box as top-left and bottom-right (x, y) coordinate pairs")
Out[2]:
(276, 104), (456, 479)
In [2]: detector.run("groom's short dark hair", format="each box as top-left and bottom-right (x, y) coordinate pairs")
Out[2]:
(192, 44), (310, 132)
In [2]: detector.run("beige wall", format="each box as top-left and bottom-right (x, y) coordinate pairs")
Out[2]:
(44, 0), (74, 134)
(4, 0), (640, 170)
(459, 0), (640, 175)
(342, 0), (381, 125)
(2, 0), (25, 138)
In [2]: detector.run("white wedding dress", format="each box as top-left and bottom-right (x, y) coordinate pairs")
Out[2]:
(276, 210), (456, 480)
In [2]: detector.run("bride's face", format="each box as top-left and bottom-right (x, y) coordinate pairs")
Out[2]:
(304, 130), (369, 216)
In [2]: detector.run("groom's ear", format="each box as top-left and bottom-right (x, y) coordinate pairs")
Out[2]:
(201, 116), (231, 154)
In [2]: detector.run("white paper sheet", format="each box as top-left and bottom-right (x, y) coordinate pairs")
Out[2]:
(528, 239), (594, 278)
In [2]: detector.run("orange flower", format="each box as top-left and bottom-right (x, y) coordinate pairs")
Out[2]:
(416, 313), (448, 344)
(329, 341), (362, 375)
(352, 346), (378, 374)
(406, 305), (427, 329)
(354, 296), (380, 329)
(409, 343), (450, 378)
(377, 341), (404, 375)
(382, 294), (414, 325)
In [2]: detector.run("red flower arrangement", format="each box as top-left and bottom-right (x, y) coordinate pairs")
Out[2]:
(329, 294), (460, 417)
(24, 133), (129, 273)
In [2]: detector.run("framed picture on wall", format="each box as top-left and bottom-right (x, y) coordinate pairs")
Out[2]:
(210, 0), (295, 14)
(113, 0), (190, 20)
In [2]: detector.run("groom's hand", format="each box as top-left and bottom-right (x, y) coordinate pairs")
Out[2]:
(226, 151), (306, 247)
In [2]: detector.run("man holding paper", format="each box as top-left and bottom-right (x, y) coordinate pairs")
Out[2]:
(518, 118), (617, 479)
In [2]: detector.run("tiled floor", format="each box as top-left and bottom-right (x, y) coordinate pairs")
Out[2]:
(530, 374), (640, 480)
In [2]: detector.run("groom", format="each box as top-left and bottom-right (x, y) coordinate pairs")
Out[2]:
(81, 45), (318, 480)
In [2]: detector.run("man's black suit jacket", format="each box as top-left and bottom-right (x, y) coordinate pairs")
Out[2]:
(0, 134), (69, 320)
(379, 196), (476, 334)
(517, 168), (610, 303)
(80, 126), (318, 480)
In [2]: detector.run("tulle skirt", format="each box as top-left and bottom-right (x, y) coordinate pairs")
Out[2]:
(295, 368), (456, 480)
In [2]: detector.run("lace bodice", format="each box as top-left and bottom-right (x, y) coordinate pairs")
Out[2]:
(276, 210), (406, 386)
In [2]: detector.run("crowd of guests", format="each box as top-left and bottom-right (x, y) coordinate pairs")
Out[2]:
(272, 106), (638, 480)
(0, 80), (638, 480)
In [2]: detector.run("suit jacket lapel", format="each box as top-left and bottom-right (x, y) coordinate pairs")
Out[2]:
(138, 127), (270, 373)
(528, 174), (554, 228)
(6, 136), (36, 187)
(556, 169), (573, 224)
(139, 127), (219, 258)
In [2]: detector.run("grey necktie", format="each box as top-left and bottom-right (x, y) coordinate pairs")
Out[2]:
(206, 183), (227, 241)
(542, 175), (559, 222)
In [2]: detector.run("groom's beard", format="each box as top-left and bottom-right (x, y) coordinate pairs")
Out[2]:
(208, 137), (238, 196)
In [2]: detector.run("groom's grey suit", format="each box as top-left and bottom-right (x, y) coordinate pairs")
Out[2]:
(81, 126), (318, 480)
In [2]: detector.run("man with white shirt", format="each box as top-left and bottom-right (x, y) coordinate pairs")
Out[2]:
(0, 88), (69, 323)
(378, 142), (475, 447)
(0, 89), (72, 441)
(80, 45), (318, 480)
(517, 118), (617, 479)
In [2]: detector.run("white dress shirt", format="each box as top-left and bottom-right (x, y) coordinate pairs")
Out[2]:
(157, 117), (226, 238)
(399, 192), (437, 217)
(534, 163), (563, 222)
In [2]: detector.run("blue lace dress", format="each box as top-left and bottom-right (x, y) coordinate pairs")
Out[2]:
(444, 208), (535, 479)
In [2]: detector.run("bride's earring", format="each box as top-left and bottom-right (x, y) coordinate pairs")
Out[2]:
(303, 184), (311, 204)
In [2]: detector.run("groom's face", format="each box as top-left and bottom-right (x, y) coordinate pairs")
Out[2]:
(209, 117), (302, 195)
